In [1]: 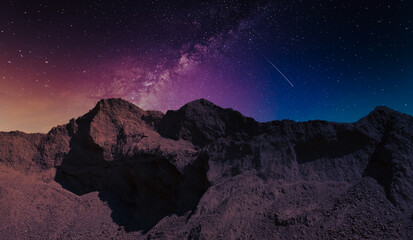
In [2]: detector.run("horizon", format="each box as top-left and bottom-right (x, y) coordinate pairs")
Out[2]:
(1, 97), (409, 134)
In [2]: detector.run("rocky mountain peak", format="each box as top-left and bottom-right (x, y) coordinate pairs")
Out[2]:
(157, 98), (260, 146)
(87, 98), (146, 121)
(362, 105), (407, 121)
(180, 98), (218, 111)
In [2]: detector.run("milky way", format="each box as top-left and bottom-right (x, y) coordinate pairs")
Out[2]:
(0, 1), (412, 132)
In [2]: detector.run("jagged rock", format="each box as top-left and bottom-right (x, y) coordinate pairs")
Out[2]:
(0, 98), (412, 239)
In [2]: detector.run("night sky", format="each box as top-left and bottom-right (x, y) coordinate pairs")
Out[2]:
(0, 0), (412, 133)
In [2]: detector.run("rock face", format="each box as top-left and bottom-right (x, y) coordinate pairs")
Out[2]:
(0, 98), (412, 239)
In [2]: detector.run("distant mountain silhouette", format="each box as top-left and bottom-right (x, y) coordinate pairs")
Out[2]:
(0, 98), (412, 239)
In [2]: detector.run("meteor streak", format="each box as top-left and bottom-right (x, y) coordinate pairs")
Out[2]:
(263, 55), (294, 87)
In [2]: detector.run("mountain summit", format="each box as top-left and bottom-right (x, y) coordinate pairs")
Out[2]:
(0, 99), (412, 239)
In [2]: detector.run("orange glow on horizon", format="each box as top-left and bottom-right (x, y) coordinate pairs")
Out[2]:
(0, 78), (96, 133)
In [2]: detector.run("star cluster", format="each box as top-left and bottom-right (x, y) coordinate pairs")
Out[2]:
(0, 0), (412, 132)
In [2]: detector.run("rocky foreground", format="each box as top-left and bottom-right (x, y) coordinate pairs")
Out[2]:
(0, 98), (412, 239)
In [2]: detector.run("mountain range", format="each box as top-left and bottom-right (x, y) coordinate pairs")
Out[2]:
(0, 98), (412, 239)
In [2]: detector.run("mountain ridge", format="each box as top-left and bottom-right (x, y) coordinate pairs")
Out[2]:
(0, 98), (412, 239)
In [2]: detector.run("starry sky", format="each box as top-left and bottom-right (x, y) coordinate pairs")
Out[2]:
(0, 0), (412, 133)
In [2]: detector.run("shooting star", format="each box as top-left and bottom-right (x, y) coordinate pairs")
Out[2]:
(263, 55), (294, 87)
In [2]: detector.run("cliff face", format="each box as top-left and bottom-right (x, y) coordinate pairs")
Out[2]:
(0, 98), (412, 239)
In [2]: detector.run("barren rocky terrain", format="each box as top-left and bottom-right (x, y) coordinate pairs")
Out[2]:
(0, 98), (412, 239)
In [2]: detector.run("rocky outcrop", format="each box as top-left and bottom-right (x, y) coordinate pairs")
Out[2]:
(0, 131), (44, 171)
(0, 99), (412, 239)
(53, 99), (208, 231)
